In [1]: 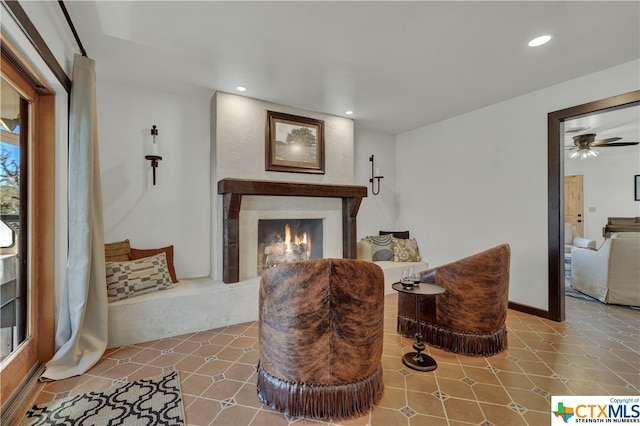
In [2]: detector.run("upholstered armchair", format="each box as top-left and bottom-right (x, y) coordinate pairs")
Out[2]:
(397, 244), (511, 356)
(257, 258), (385, 420)
(571, 232), (640, 306)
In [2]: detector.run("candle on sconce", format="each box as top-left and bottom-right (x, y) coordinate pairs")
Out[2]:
(375, 167), (381, 177)
(145, 124), (163, 186)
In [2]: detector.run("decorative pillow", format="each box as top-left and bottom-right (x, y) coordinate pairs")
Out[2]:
(105, 239), (131, 262)
(131, 245), (178, 283)
(366, 234), (394, 261)
(380, 230), (410, 239)
(106, 252), (173, 302)
(392, 237), (421, 262)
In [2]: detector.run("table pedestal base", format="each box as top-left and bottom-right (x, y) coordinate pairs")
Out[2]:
(402, 352), (437, 372)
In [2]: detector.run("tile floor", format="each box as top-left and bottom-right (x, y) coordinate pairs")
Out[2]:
(19, 294), (640, 426)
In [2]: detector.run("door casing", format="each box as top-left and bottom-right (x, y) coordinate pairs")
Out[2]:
(547, 90), (640, 322)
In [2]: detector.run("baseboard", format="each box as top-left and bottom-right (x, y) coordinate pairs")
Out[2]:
(508, 301), (550, 319)
(1, 362), (44, 425)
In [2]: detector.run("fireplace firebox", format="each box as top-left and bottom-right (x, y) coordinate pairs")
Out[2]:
(257, 219), (323, 273)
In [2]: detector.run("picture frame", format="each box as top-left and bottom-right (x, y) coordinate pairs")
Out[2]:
(265, 110), (325, 174)
(635, 175), (640, 201)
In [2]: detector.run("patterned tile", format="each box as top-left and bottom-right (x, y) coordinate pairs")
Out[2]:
(17, 293), (639, 426)
(400, 406), (416, 417)
(220, 397), (236, 408)
(508, 401), (528, 414)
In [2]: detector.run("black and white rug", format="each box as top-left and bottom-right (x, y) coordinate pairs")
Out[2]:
(21, 371), (185, 426)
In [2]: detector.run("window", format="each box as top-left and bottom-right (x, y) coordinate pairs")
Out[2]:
(0, 78), (27, 361)
(0, 47), (55, 409)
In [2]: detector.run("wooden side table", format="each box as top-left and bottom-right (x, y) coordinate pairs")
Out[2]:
(392, 282), (445, 371)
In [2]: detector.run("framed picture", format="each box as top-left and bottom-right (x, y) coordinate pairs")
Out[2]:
(265, 110), (325, 174)
(635, 175), (640, 201)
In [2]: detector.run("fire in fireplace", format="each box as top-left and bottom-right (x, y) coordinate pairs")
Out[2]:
(257, 219), (323, 273)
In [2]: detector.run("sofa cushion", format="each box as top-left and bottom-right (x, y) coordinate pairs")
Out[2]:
(392, 237), (421, 262)
(105, 239), (131, 262)
(131, 245), (178, 283)
(106, 252), (173, 302)
(366, 235), (394, 261)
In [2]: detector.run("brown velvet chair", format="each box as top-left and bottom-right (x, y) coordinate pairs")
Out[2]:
(257, 258), (384, 420)
(397, 244), (510, 356)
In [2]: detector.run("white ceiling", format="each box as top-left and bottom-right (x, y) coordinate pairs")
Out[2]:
(60, 1), (640, 135)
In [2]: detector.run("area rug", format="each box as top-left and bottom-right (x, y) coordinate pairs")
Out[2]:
(20, 371), (184, 426)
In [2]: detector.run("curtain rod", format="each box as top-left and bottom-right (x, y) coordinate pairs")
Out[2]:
(58, 0), (87, 57)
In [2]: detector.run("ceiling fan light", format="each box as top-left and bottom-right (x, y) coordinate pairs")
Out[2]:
(569, 150), (580, 160)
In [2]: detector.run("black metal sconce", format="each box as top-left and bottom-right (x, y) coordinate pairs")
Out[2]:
(369, 154), (384, 195)
(145, 124), (162, 185)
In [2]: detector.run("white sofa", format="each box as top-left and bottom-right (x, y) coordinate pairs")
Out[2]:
(571, 232), (640, 306)
(565, 223), (596, 253)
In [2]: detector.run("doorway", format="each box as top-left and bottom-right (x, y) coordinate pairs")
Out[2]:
(547, 90), (640, 322)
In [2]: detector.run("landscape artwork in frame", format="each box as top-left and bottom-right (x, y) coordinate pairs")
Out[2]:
(265, 110), (325, 174)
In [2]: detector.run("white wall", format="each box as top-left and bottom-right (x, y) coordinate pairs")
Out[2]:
(395, 60), (640, 311)
(211, 92), (355, 280)
(213, 92), (354, 184)
(354, 125), (398, 238)
(565, 149), (640, 247)
(98, 79), (211, 279)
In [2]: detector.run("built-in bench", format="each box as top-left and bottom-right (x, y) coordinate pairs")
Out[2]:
(107, 261), (428, 348)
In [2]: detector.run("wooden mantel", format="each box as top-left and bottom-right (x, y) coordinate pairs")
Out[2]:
(217, 178), (368, 283)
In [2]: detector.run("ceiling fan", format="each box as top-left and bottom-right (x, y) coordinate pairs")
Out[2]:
(565, 133), (639, 160)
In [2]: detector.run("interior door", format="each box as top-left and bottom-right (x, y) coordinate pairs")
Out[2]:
(564, 174), (584, 236)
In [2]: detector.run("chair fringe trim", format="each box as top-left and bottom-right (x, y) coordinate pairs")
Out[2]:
(397, 315), (507, 357)
(256, 362), (384, 420)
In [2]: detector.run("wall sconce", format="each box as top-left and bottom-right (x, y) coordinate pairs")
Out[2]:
(369, 154), (384, 195)
(145, 124), (162, 185)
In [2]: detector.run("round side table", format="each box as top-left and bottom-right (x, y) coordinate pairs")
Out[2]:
(392, 282), (445, 371)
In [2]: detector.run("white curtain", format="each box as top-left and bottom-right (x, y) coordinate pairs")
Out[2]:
(42, 54), (107, 381)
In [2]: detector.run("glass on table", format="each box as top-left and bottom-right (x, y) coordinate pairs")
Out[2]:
(401, 267), (415, 288)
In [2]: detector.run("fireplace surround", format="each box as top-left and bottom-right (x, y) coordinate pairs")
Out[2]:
(218, 178), (367, 283)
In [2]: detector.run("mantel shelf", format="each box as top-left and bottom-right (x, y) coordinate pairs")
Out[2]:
(217, 178), (367, 198)
(217, 178), (368, 283)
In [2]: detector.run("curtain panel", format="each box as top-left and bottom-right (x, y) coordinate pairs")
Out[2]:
(42, 54), (107, 381)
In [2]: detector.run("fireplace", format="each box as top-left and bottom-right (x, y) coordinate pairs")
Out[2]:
(257, 219), (323, 273)
(218, 179), (367, 283)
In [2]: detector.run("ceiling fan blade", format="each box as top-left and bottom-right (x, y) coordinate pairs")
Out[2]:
(589, 137), (622, 146)
(593, 141), (640, 147)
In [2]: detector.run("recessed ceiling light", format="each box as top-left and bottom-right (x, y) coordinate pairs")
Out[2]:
(236, 86), (247, 92)
(345, 110), (353, 115)
(528, 35), (551, 47)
